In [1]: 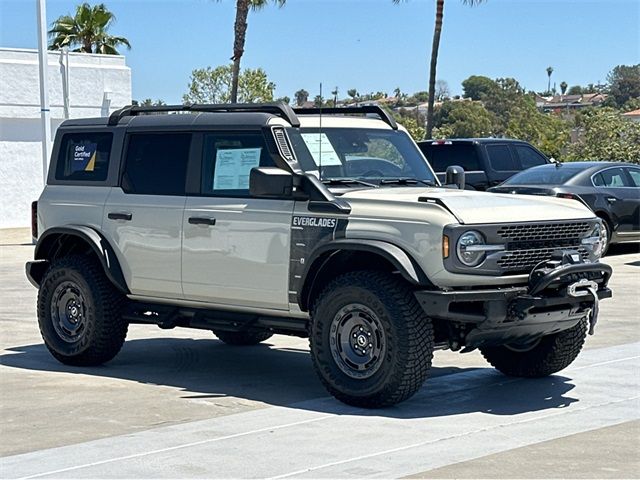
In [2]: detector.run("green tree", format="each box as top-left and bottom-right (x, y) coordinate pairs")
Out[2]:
(183, 65), (275, 104)
(565, 108), (640, 163)
(394, 109), (426, 141)
(276, 95), (290, 105)
(546, 66), (554, 94)
(433, 100), (496, 138)
(560, 81), (568, 95)
(567, 85), (583, 95)
(215, 0), (286, 103)
(48, 2), (130, 54)
(313, 95), (324, 107)
(461, 75), (496, 100)
(607, 64), (640, 107)
(294, 89), (309, 106)
(394, 0), (485, 138)
(133, 99), (166, 107)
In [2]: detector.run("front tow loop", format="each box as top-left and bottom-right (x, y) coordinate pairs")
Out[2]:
(566, 279), (600, 335)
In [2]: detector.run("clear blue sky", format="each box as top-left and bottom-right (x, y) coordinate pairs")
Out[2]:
(1, 0), (639, 103)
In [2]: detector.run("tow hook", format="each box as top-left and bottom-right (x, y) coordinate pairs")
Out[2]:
(568, 279), (600, 335)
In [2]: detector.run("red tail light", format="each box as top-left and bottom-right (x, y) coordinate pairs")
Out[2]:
(31, 201), (38, 239)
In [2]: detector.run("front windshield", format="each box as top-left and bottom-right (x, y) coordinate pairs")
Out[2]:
(286, 127), (438, 185)
(503, 165), (582, 185)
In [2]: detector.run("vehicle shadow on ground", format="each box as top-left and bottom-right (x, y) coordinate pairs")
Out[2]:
(0, 337), (578, 419)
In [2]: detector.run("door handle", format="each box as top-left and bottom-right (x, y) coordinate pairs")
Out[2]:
(606, 197), (618, 203)
(188, 216), (216, 226)
(108, 212), (132, 221)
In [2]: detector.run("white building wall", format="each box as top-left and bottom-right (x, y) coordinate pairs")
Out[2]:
(0, 48), (131, 228)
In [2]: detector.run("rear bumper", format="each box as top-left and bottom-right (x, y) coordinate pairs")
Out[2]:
(415, 259), (612, 348)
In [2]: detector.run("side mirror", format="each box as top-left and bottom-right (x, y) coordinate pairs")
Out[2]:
(249, 167), (294, 198)
(445, 165), (465, 190)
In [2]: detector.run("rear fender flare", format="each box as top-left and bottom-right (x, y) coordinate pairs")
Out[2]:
(31, 226), (129, 294)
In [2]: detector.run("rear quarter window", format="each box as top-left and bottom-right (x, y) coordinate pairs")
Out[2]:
(55, 132), (113, 182)
(420, 143), (480, 172)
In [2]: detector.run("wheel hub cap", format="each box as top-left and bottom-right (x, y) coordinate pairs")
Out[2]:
(329, 303), (386, 379)
(51, 281), (87, 343)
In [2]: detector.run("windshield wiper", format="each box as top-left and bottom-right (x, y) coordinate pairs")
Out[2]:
(379, 177), (437, 187)
(322, 178), (379, 188)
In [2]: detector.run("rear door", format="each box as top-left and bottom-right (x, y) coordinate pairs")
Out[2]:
(418, 142), (487, 189)
(512, 143), (549, 170)
(622, 166), (640, 233)
(592, 166), (637, 234)
(102, 132), (191, 299)
(483, 143), (519, 187)
(181, 130), (294, 310)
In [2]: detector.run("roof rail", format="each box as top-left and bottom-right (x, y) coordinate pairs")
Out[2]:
(107, 102), (300, 127)
(293, 105), (398, 130)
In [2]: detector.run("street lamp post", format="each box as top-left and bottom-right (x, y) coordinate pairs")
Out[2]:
(36, 0), (52, 183)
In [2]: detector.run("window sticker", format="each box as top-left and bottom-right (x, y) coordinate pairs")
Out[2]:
(72, 142), (98, 172)
(300, 133), (342, 166)
(213, 148), (262, 190)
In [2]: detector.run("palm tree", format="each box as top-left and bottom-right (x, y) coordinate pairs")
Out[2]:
(218, 0), (286, 103)
(546, 66), (554, 94)
(394, 0), (485, 139)
(48, 3), (131, 54)
(560, 81), (568, 95)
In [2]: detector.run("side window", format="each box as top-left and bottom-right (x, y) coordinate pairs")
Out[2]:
(515, 145), (547, 169)
(594, 167), (630, 188)
(201, 132), (274, 196)
(486, 145), (517, 171)
(625, 168), (640, 187)
(122, 133), (191, 195)
(55, 132), (112, 182)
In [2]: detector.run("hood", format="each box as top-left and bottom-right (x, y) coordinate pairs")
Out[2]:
(340, 187), (594, 224)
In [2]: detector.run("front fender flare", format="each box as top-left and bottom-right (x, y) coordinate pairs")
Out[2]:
(298, 239), (432, 311)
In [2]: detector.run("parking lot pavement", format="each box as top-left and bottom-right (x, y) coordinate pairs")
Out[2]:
(1, 228), (639, 478)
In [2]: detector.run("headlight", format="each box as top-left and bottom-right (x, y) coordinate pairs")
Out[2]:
(582, 223), (605, 259)
(456, 230), (486, 267)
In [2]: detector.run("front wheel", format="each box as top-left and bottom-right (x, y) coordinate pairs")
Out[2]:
(480, 318), (588, 377)
(310, 271), (434, 408)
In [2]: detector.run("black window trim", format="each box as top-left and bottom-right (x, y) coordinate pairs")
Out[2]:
(590, 166), (634, 189)
(193, 129), (278, 199)
(48, 128), (122, 187)
(120, 130), (193, 196)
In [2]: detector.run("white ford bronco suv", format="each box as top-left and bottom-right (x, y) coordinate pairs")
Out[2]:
(27, 103), (612, 408)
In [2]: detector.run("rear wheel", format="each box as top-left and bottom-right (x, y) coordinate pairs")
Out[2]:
(310, 271), (434, 408)
(213, 330), (273, 346)
(480, 318), (587, 377)
(37, 255), (127, 366)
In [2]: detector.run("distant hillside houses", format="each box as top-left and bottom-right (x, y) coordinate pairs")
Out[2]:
(535, 93), (608, 112)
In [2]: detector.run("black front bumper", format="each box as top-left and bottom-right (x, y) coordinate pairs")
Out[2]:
(415, 257), (612, 348)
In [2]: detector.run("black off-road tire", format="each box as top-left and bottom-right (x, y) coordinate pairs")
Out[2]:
(37, 255), (128, 366)
(310, 270), (434, 408)
(213, 330), (273, 346)
(480, 318), (588, 378)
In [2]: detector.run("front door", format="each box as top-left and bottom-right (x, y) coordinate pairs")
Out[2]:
(182, 131), (294, 310)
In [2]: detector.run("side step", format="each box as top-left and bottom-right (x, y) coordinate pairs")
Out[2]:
(122, 302), (309, 337)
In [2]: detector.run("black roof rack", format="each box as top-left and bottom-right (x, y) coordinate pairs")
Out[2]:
(107, 102), (300, 127)
(293, 106), (398, 130)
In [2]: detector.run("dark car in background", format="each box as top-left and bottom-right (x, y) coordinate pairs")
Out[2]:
(488, 162), (640, 252)
(417, 138), (550, 190)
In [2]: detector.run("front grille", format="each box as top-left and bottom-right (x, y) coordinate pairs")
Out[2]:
(497, 222), (591, 241)
(496, 221), (594, 274)
(498, 246), (590, 271)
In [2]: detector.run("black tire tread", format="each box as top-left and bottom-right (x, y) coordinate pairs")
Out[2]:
(310, 270), (434, 408)
(480, 318), (587, 378)
(213, 330), (273, 346)
(38, 255), (127, 366)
